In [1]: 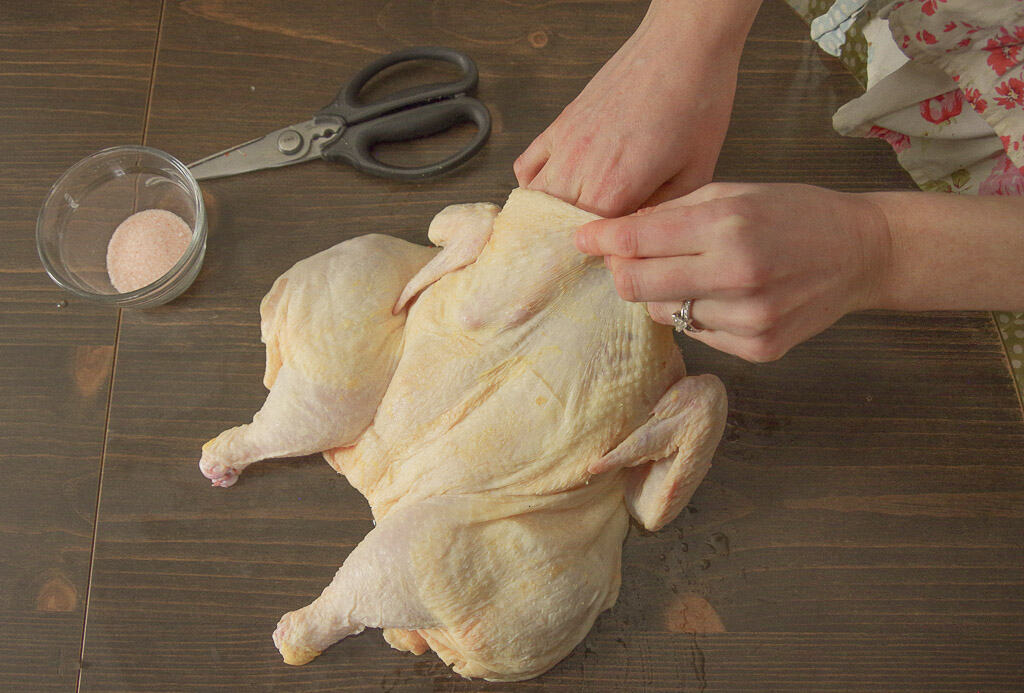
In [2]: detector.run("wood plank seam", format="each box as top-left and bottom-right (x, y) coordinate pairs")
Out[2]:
(75, 2), (168, 691)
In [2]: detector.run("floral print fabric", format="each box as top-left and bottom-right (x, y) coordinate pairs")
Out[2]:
(886, 0), (1024, 169)
(786, 0), (1024, 401)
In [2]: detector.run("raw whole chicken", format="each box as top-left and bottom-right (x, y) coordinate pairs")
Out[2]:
(198, 189), (728, 681)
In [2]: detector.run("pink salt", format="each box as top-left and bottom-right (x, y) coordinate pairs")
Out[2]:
(106, 209), (192, 293)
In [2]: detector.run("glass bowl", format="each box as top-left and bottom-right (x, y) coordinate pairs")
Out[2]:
(36, 145), (206, 308)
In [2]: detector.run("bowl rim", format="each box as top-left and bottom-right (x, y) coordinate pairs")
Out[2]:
(35, 144), (207, 306)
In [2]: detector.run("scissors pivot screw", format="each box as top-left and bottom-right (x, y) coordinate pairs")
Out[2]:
(277, 130), (303, 155)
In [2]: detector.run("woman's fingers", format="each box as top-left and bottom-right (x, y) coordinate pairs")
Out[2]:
(576, 184), (754, 258)
(647, 300), (694, 327)
(585, 182), (883, 365)
(647, 298), (722, 333)
(577, 206), (709, 258)
(528, 137), (662, 217)
(605, 255), (718, 303)
(689, 329), (790, 364)
(648, 296), (784, 338)
(513, 135), (549, 188)
(647, 299), (793, 363)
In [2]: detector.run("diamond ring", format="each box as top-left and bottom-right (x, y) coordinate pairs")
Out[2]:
(671, 298), (702, 334)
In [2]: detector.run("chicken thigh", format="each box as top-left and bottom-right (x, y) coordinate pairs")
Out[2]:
(199, 189), (728, 681)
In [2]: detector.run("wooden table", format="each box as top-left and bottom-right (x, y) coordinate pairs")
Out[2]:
(3, 1), (1022, 690)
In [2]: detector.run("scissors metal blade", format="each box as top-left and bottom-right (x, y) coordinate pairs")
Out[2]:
(188, 117), (345, 181)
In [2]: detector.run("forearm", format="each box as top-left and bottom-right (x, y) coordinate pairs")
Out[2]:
(620, 0), (763, 141)
(636, 0), (762, 68)
(864, 191), (1024, 311)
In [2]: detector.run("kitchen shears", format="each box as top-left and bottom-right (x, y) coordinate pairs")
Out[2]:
(188, 47), (490, 182)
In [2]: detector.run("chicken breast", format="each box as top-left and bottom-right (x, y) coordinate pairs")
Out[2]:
(199, 188), (727, 681)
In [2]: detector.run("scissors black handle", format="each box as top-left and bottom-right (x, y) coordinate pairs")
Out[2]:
(321, 46), (479, 124)
(316, 47), (491, 180)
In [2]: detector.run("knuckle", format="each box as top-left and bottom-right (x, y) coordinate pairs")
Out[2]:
(612, 264), (643, 302)
(738, 299), (781, 336)
(722, 244), (771, 291)
(615, 223), (640, 257)
(643, 213), (671, 241)
(602, 186), (634, 216)
(714, 197), (756, 231)
(569, 131), (596, 156)
(738, 337), (787, 364)
(700, 181), (733, 199)
(528, 168), (548, 191)
(721, 259), (753, 292)
(586, 166), (638, 217)
(744, 259), (773, 288)
(645, 302), (672, 325)
(697, 181), (751, 204)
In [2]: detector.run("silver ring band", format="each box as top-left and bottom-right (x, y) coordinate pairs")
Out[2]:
(671, 298), (702, 334)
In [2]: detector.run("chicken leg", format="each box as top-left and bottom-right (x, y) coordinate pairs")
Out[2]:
(273, 499), (445, 665)
(200, 234), (436, 486)
(272, 488), (629, 681)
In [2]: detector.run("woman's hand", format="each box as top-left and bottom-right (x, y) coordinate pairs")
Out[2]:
(575, 183), (894, 362)
(514, 0), (762, 218)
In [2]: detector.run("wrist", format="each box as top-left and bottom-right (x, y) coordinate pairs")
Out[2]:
(858, 191), (1024, 312)
(850, 192), (899, 312)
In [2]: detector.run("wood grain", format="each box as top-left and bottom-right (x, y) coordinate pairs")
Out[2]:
(2, 0), (1022, 690)
(0, 1), (160, 689)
